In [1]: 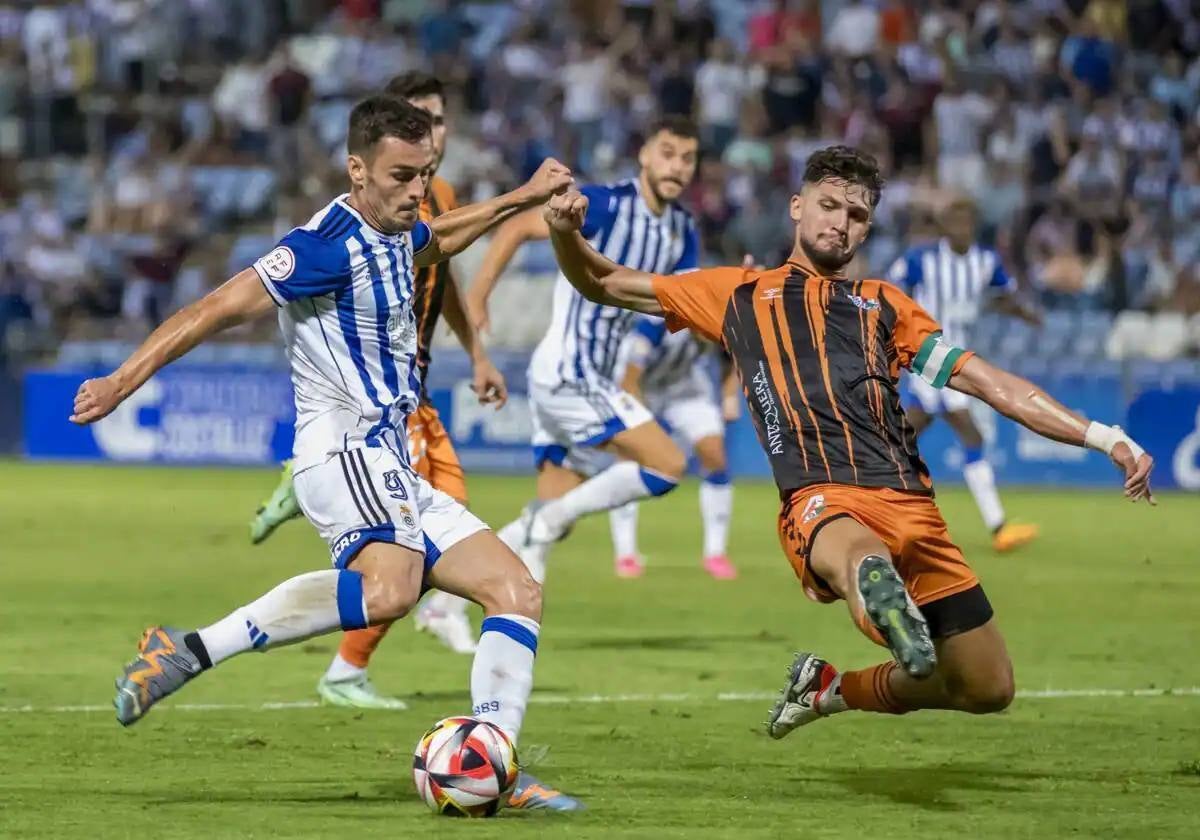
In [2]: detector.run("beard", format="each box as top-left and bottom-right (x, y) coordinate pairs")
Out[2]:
(799, 235), (856, 274)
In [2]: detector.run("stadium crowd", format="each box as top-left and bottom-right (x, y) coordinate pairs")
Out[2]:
(1, 0), (1199, 368)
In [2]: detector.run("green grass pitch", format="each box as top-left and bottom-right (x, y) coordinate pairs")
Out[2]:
(2, 461), (1198, 838)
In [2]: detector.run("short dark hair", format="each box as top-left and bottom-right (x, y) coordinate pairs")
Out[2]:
(385, 71), (445, 104)
(347, 95), (432, 157)
(645, 114), (700, 143)
(802, 145), (885, 208)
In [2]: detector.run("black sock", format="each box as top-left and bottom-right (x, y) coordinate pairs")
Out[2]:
(184, 631), (213, 670)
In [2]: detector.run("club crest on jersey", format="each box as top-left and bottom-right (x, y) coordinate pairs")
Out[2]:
(760, 287), (783, 301)
(383, 469), (408, 499)
(801, 494), (826, 524)
(846, 293), (880, 311)
(397, 504), (417, 531)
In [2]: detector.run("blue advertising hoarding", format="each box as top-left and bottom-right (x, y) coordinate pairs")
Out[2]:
(20, 358), (1200, 489)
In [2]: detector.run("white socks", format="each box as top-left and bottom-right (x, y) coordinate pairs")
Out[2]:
(197, 569), (367, 666)
(324, 652), (365, 682)
(472, 614), (540, 742)
(700, 474), (733, 558)
(963, 455), (1005, 532)
(609, 501), (640, 558)
(537, 461), (677, 539)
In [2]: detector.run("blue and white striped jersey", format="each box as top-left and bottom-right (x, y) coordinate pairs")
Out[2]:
(886, 239), (1013, 345)
(252, 194), (430, 472)
(529, 178), (699, 387)
(621, 315), (707, 393)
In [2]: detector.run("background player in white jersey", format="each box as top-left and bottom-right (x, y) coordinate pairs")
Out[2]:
(887, 197), (1042, 552)
(608, 317), (737, 579)
(466, 116), (713, 580)
(69, 96), (581, 810)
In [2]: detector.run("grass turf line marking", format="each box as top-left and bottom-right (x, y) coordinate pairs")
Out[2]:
(2, 686), (1198, 715)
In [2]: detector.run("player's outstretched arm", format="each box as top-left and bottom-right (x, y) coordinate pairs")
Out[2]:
(544, 191), (662, 314)
(416, 158), (572, 267)
(949, 355), (1154, 503)
(441, 267), (507, 408)
(465, 207), (550, 334)
(70, 269), (276, 425)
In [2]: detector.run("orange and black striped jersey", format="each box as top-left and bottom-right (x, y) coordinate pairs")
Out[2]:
(413, 175), (459, 396)
(652, 259), (972, 498)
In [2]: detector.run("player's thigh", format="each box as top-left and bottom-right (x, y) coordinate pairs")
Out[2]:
(602, 420), (685, 477)
(425, 530), (542, 621)
(807, 515), (891, 598)
(934, 618), (1015, 711)
(346, 541), (428, 622)
(943, 407), (984, 449)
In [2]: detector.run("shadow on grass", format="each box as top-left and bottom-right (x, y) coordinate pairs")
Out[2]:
(559, 632), (787, 652)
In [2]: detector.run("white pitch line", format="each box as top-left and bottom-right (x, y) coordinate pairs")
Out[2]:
(1, 686), (1198, 715)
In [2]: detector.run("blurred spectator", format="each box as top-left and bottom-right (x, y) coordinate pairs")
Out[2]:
(694, 38), (761, 156)
(930, 75), (994, 199)
(212, 48), (272, 157)
(826, 0), (881, 60)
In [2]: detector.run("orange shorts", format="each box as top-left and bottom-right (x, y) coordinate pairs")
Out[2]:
(778, 483), (978, 609)
(409, 401), (467, 504)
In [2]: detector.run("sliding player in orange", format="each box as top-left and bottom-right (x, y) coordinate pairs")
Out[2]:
(539, 145), (1155, 735)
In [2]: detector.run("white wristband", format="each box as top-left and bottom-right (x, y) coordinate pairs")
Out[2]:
(1085, 421), (1145, 459)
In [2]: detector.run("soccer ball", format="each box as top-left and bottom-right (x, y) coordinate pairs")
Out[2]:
(412, 716), (519, 817)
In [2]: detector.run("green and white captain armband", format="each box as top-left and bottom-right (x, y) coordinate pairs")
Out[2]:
(911, 332), (966, 389)
(1084, 422), (1146, 460)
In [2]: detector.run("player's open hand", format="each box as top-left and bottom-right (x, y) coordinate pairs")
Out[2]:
(544, 190), (588, 234)
(70, 375), (123, 425)
(471, 354), (508, 409)
(522, 158), (573, 203)
(1111, 442), (1155, 505)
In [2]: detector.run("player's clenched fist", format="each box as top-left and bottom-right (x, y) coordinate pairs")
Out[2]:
(520, 158), (573, 203)
(70, 375), (124, 425)
(543, 190), (588, 233)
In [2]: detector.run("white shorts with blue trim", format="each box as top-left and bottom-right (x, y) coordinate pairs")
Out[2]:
(907, 374), (972, 415)
(645, 366), (723, 447)
(529, 375), (654, 475)
(294, 446), (487, 571)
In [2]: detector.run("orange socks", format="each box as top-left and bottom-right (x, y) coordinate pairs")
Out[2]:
(839, 661), (907, 714)
(337, 622), (393, 668)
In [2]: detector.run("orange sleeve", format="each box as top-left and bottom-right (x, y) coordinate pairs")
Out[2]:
(430, 176), (458, 214)
(884, 283), (974, 384)
(651, 267), (746, 343)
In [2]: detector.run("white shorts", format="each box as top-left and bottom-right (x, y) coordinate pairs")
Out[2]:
(645, 367), (724, 447)
(294, 446), (487, 571)
(529, 376), (654, 475)
(907, 375), (973, 414)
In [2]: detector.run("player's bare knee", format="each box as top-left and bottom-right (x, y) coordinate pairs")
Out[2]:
(695, 437), (727, 475)
(945, 662), (1015, 714)
(362, 573), (420, 623)
(642, 442), (686, 483)
(480, 567), (542, 622)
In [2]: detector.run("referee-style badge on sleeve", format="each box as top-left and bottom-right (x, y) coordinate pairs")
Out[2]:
(259, 246), (296, 281)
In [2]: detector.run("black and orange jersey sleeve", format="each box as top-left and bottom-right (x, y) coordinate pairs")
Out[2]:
(887, 285), (973, 388)
(429, 176), (458, 214)
(651, 267), (747, 343)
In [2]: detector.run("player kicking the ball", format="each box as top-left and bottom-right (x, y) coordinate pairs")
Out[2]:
(71, 96), (581, 811)
(537, 145), (1154, 738)
(250, 75), (505, 706)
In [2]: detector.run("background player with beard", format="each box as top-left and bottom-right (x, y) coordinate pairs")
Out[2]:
(536, 144), (1154, 740)
(467, 117), (738, 581)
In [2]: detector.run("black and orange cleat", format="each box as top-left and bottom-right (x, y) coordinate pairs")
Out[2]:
(113, 626), (204, 727)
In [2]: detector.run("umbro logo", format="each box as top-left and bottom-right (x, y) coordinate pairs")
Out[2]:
(761, 287), (783, 300)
